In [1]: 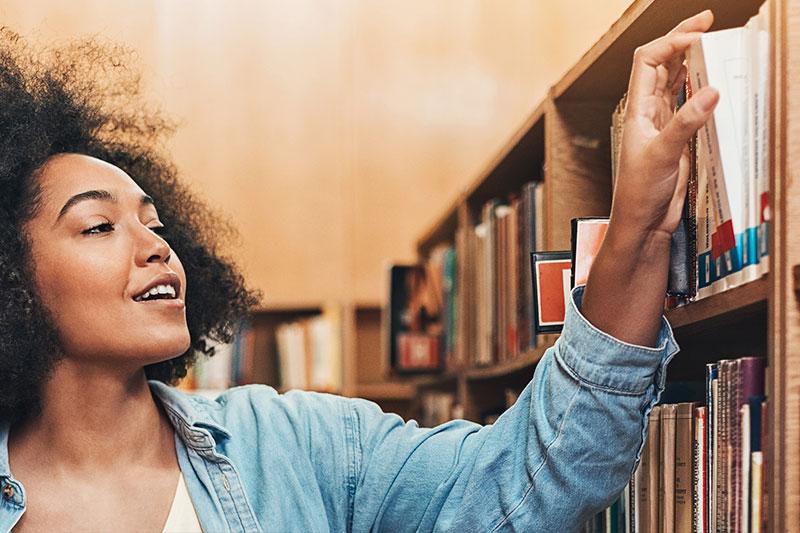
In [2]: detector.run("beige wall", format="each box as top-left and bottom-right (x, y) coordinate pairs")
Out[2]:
(1, 0), (630, 306)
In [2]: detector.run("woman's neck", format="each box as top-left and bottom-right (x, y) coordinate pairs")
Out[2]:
(10, 360), (175, 472)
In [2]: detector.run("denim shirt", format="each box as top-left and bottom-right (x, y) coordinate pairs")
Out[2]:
(0, 286), (679, 532)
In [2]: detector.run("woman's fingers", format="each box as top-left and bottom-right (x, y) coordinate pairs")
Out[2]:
(627, 11), (715, 111)
(628, 32), (705, 106)
(653, 86), (719, 166)
(667, 9), (714, 36)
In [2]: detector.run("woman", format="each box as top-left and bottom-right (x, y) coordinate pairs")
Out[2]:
(0, 11), (719, 532)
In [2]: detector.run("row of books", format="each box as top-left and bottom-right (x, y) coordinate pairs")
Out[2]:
(184, 307), (343, 393)
(419, 391), (462, 427)
(586, 356), (767, 533)
(466, 182), (545, 367)
(182, 324), (257, 391)
(388, 181), (545, 372)
(274, 307), (343, 392)
(611, 3), (771, 305)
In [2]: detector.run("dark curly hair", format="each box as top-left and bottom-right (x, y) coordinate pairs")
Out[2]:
(0, 29), (261, 423)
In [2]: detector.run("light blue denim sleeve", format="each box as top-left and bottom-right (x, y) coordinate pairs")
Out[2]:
(349, 286), (679, 532)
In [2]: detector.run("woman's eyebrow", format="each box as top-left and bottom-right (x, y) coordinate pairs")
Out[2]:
(55, 190), (155, 223)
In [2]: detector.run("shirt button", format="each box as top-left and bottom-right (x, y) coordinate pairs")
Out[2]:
(2, 485), (13, 500)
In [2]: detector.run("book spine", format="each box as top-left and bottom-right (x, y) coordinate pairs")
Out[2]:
(706, 363), (718, 531)
(648, 406), (662, 533)
(635, 424), (650, 533)
(740, 404), (751, 533)
(693, 407), (707, 533)
(676, 403), (697, 533)
(661, 404), (677, 533)
(717, 360), (731, 532)
(750, 451), (763, 533)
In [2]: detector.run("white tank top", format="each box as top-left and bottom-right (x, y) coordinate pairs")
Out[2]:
(162, 472), (203, 533)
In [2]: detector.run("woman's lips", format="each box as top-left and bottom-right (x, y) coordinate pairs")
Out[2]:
(134, 297), (185, 310)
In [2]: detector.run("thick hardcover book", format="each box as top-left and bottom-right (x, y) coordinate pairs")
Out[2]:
(740, 404), (751, 533)
(530, 251), (572, 334)
(647, 406), (662, 533)
(737, 357), (765, 531)
(705, 363), (718, 531)
(716, 360), (733, 532)
(675, 403), (698, 533)
(506, 199), (520, 360)
(635, 428), (650, 533)
(693, 407), (707, 533)
(481, 200), (500, 365)
(517, 182), (540, 352)
(661, 404), (678, 533)
(687, 28), (749, 258)
(495, 205), (510, 362)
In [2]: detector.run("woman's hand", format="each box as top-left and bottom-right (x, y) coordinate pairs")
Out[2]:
(612, 10), (719, 240)
(581, 11), (719, 347)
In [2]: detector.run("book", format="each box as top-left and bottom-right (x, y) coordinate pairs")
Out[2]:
(570, 217), (609, 288)
(660, 404), (677, 533)
(693, 407), (707, 533)
(675, 403), (697, 532)
(530, 251), (572, 334)
(687, 28), (749, 260)
(517, 181), (543, 352)
(705, 363), (718, 531)
(635, 426), (651, 533)
(647, 406), (662, 533)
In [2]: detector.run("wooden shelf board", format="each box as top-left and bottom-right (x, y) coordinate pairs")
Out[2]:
(356, 381), (416, 401)
(412, 372), (459, 389)
(666, 277), (768, 333)
(553, 0), (766, 102)
(252, 302), (325, 314)
(353, 300), (382, 311)
(466, 335), (557, 381)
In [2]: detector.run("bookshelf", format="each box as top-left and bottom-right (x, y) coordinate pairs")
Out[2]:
(380, 0), (798, 528)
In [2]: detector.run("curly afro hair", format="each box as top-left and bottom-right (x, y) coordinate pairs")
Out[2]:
(0, 28), (261, 423)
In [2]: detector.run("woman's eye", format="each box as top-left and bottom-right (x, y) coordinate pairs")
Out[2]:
(82, 222), (114, 235)
(150, 225), (168, 236)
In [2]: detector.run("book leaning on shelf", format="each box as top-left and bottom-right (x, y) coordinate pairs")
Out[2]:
(609, 2), (771, 307)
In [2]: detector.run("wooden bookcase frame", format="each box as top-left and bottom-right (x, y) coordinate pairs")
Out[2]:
(385, 0), (798, 526)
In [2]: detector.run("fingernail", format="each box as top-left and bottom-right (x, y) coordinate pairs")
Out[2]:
(695, 88), (718, 112)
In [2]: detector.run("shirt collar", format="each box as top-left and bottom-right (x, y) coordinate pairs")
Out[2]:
(148, 380), (232, 443)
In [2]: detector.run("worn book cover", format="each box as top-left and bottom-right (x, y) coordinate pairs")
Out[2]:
(530, 251), (572, 334)
(693, 406), (707, 533)
(660, 404), (677, 533)
(570, 217), (609, 288)
(675, 403), (697, 533)
(647, 406), (662, 533)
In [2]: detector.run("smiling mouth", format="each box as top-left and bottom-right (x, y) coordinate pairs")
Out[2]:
(133, 283), (179, 302)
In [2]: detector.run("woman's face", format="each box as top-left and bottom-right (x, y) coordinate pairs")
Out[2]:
(23, 153), (191, 368)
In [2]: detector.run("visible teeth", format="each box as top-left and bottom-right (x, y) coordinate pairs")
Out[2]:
(135, 283), (177, 301)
